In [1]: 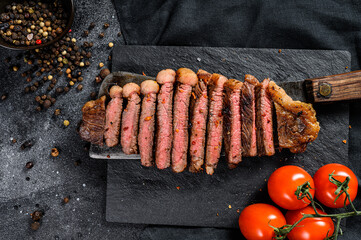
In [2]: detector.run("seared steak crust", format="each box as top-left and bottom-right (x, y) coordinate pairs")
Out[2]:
(268, 81), (320, 153)
(241, 74), (259, 157)
(205, 73), (228, 175)
(79, 96), (106, 146)
(189, 69), (211, 173)
(223, 79), (243, 168)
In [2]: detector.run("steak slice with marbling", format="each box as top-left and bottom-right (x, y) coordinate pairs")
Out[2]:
(223, 79), (243, 168)
(256, 78), (275, 156)
(241, 74), (259, 157)
(155, 69), (176, 169)
(189, 69), (211, 173)
(121, 83), (141, 155)
(138, 80), (159, 167)
(205, 73), (228, 175)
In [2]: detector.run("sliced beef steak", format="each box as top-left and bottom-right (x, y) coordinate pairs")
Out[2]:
(268, 81), (320, 153)
(79, 96), (106, 146)
(189, 69), (211, 173)
(121, 83), (141, 155)
(172, 68), (198, 173)
(223, 79), (243, 168)
(104, 86), (123, 147)
(241, 74), (259, 157)
(256, 78), (275, 156)
(138, 80), (159, 167)
(155, 69), (176, 169)
(205, 73), (228, 175)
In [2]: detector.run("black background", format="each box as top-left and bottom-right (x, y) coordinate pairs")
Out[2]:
(0, 0), (360, 239)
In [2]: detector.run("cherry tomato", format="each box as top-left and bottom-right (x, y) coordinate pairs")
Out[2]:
(268, 165), (315, 210)
(285, 206), (334, 240)
(313, 163), (358, 208)
(238, 203), (286, 240)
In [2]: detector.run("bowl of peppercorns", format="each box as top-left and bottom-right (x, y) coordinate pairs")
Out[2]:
(0, 0), (74, 50)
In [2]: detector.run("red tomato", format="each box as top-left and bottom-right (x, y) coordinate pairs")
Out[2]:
(238, 203), (286, 240)
(285, 206), (334, 240)
(268, 165), (315, 210)
(313, 163), (358, 208)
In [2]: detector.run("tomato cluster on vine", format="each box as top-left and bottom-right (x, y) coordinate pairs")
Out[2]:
(238, 163), (359, 240)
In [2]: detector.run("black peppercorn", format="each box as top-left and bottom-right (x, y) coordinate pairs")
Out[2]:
(88, 22), (95, 30)
(103, 23), (109, 29)
(99, 32), (104, 38)
(1, 93), (8, 100)
(43, 99), (51, 108)
(26, 161), (34, 169)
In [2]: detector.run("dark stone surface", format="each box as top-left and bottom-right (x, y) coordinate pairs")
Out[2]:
(0, 1), (360, 239)
(107, 45), (351, 228)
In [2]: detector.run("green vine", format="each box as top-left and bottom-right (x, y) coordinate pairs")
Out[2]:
(272, 173), (361, 240)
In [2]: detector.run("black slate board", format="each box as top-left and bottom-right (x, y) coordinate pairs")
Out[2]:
(106, 45), (350, 228)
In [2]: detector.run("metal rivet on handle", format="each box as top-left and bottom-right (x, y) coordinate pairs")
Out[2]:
(319, 82), (332, 97)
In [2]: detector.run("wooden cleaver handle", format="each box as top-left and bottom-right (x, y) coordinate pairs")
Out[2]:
(304, 70), (361, 103)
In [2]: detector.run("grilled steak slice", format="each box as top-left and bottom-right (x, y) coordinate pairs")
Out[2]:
(121, 83), (141, 155)
(104, 86), (123, 147)
(223, 79), (243, 168)
(256, 78), (275, 156)
(189, 69), (211, 173)
(138, 80), (159, 167)
(268, 81), (320, 153)
(241, 74), (259, 157)
(205, 73), (228, 175)
(155, 69), (176, 169)
(172, 68), (198, 173)
(79, 96), (106, 146)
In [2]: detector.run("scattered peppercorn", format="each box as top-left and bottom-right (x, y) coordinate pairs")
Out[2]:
(83, 30), (89, 37)
(31, 221), (40, 231)
(12, 65), (19, 71)
(77, 84), (83, 91)
(99, 62), (104, 68)
(95, 76), (102, 83)
(51, 148), (59, 157)
(26, 161), (34, 169)
(31, 210), (43, 221)
(108, 42), (114, 48)
(90, 92), (97, 99)
(63, 120), (70, 127)
(20, 140), (34, 150)
(104, 23), (110, 29)
(54, 109), (61, 116)
(1, 93), (8, 101)
(63, 197), (69, 204)
(99, 68), (110, 79)
(99, 32), (104, 38)
(88, 22), (95, 30)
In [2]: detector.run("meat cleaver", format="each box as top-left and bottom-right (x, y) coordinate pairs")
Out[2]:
(278, 70), (361, 103)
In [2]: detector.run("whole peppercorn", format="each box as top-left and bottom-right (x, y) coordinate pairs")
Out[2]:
(108, 42), (114, 48)
(54, 109), (61, 116)
(99, 62), (104, 68)
(31, 221), (40, 231)
(12, 65), (19, 71)
(88, 22), (95, 30)
(99, 68), (110, 79)
(1, 93), (8, 101)
(35, 96), (41, 102)
(98, 32), (104, 38)
(26, 161), (34, 169)
(90, 92), (97, 99)
(95, 76), (102, 83)
(64, 86), (69, 92)
(83, 30), (88, 37)
(36, 106), (42, 111)
(63, 120), (70, 127)
(103, 23), (110, 29)
(63, 197), (69, 204)
(51, 148), (59, 157)
(31, 210), (43, 221)
(117, 32), (122, 37)
(77, 84), (83, 91)
(43, 99), (51, 109)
